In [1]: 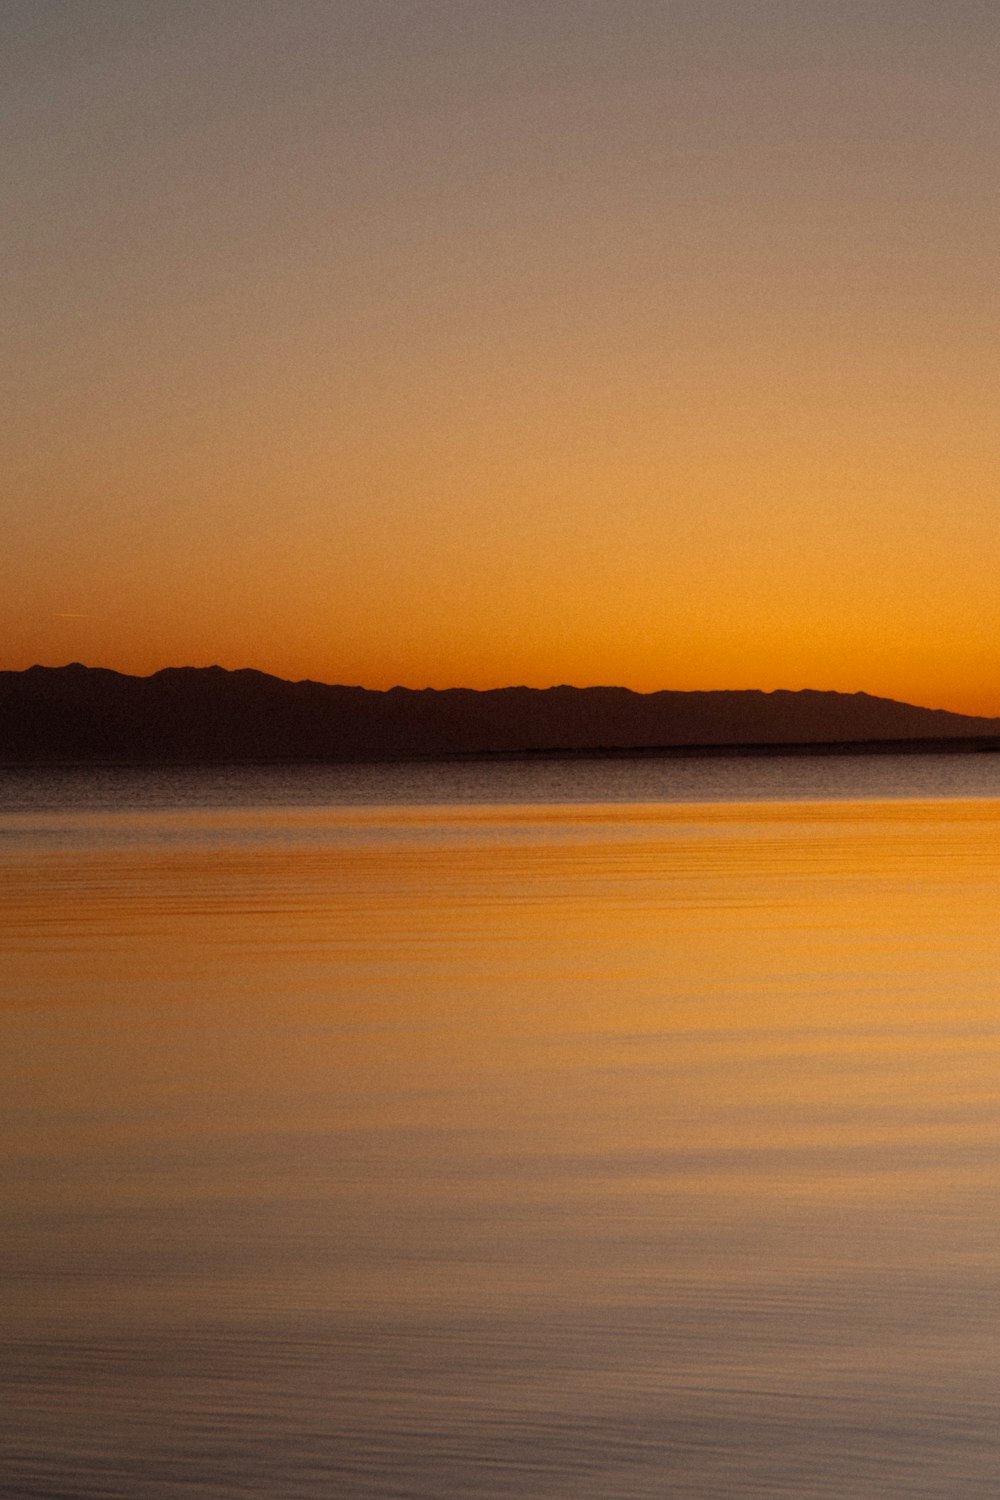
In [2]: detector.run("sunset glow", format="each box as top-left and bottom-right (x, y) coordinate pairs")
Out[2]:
(5, 2), (1000, 713)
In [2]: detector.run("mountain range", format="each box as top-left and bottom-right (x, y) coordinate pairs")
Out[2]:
(2, 664), (999, 763)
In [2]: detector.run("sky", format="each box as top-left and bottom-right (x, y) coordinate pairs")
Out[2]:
(4, 0), (1000, 712)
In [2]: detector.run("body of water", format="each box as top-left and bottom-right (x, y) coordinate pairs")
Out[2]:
(3, 754), (1000, 1497)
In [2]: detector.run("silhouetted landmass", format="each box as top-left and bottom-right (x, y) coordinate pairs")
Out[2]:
(3, 664), (1000, 764)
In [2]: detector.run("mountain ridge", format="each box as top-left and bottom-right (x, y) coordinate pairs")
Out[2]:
(2, 664), (998, 763)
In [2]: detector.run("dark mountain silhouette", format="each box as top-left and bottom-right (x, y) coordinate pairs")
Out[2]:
(2, 663), (999, 763)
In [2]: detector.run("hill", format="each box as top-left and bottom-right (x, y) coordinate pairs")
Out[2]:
(1, 664), (999, 763)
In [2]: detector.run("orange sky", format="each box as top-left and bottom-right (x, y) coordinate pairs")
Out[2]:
(4, 1), (1000, 714)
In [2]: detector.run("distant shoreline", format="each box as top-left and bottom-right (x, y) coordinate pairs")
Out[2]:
(5, 668), (999, 764)
(4, 734), (1000, 769)
(494, 735), (1000, 761)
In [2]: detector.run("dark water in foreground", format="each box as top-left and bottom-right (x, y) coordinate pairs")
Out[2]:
(3, 755), (1000, 1497)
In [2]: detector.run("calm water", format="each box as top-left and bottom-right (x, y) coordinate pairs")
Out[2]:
(3, 754), (1000, 1498)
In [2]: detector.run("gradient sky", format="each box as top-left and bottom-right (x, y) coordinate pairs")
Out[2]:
(4, 1), (1000, 711)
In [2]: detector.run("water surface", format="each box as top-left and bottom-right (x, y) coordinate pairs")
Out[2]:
(3, 758), (1000, 1497)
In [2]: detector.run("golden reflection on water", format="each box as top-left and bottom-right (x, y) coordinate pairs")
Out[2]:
(3, 797), (1000, 1497)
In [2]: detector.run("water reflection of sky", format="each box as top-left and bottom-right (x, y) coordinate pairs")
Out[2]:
(2, 791), (1000, 860)
(4, 789), (1000, 1496)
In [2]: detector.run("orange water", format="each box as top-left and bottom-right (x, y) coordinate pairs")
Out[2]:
(3, 791), (1000, 1496)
